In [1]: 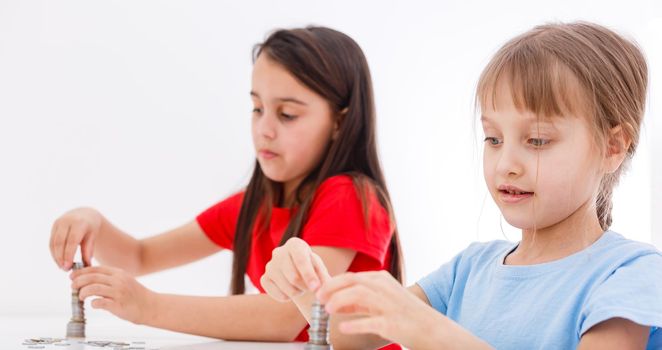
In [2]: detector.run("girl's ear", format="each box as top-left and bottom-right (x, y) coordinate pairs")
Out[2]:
(603, 125), (631, 174)
(332, 107), (348, 140)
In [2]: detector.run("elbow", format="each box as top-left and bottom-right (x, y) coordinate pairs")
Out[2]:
(131, 240), (147, 276)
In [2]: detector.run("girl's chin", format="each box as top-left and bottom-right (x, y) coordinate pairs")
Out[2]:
(499, 214), (535, 230)
(259, 169), (291, 183)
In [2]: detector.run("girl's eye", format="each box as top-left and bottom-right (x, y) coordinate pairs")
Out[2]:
(528, 138), (550, 147)
(280, 113), (297, 121)
(484, 137), (502, 146)
(252, 107), (262, 115)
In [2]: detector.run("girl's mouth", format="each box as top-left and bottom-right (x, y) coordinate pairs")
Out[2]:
(258, 150), (278, 160)
(497, 186), (534, 203)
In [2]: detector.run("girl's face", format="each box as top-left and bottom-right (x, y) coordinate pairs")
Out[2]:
(250, 54), (337, 193)
(481, 91), (604, 231)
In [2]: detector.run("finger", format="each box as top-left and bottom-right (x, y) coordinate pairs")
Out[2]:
(285, 238), (321, 290)
(316, 272), (359, 303)
(72, 273), (114, 290)
(339, 316), (389, 339)
(325, 284), (381, 315)
(269, 269), (304, 299)
(70, 266), (115, 280)
(286, 250), (316, 291)
(49, 222), (63, 269)
(317, 271), (395, 303)
(61, 225), (74, 271)
(51, 224), (69, 270)
(78, 283), (116, 301)
(63, 222), (87, 270)
(81, 234), (95, 267)
(90, 297), (121, 316)
(260, 275), (290, 302)
(311, 252), (331, 285)
(90, 297), (115, 311)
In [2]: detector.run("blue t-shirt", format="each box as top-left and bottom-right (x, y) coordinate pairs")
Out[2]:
(417, 231), (662, 349)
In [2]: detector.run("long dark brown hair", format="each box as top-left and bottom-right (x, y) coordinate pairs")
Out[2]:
(230, 26), (404, 294)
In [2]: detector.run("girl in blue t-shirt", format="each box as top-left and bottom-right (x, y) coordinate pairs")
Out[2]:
(260, 22), (662, 349)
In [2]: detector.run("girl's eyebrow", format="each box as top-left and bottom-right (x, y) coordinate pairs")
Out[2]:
(250, 91), (308, 106)
(480, 115), (496, 125)
(481, 114), (558, 126)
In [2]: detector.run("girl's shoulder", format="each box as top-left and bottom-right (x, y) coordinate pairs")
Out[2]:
(314, 174), (380, 203)
(318, 174), (354, 189)
(591, 230), (662, 265)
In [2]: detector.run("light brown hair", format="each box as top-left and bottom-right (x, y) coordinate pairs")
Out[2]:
(476, 21), (648, 230)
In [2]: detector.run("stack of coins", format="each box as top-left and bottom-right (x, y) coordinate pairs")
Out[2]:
(305, 300), (331, 350)
(66, 262), (85, 338)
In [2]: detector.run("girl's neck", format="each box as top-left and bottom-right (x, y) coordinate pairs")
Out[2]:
(505, 199), (605, 266)
(281, 176), (308, 208)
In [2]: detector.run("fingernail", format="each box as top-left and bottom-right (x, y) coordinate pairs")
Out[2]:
(308, 280), (319, 290)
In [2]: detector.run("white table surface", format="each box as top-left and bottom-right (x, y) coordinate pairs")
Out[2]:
(1, 314), (306, 350)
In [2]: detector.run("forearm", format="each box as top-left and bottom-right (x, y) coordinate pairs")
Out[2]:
(329, 316), (492, 350)
(93, 216), (142, 274)
(323, 302), (492, 350)
(421, 312), (493, 350)
(144, 292), (308, 341)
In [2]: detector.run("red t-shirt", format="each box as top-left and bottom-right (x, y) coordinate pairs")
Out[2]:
(196, 175), (399, 348)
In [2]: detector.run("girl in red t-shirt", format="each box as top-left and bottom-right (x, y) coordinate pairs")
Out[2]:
(48, 26), (403, 344)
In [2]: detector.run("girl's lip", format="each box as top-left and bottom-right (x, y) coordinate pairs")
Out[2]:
(258, 150), (278, 159)
(496, 184), (534, 203)
(498, 190), (534, 203)
(497, 184), (530, 193)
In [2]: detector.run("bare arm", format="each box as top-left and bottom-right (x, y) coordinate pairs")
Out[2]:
(51, 208), (222, 275)
(95, 219), (222, 276)
(135, 246), (357, 341)
(319, 277), (492, 350)
(578, 318), (649, 350)
(144, 293), (308, 341)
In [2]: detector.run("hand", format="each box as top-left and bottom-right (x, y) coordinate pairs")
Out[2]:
(261, 237), (331, 302)
(316, 270), (446, 349)
(70, 266), (156, 325)
(50, 207), (103, 270)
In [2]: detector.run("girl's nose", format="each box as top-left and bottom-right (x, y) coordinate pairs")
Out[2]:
(496, 144), (524, 178)
(255, 111), (277, 140)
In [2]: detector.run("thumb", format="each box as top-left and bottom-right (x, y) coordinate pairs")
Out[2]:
(81, 235), (95, 267)
(311, 252), (331, 285)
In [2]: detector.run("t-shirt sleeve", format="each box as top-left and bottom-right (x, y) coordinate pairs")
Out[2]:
(580, 252), (662, 338)
(300, 176), (393, 265)
(416, 249), (466, 315)
(195, 192), (244, 250)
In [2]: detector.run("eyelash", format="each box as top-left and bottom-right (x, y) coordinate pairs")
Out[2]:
(251, 108), (297, 121)
(483, 137), (551, 148)
(280, 113), (297, 121)
(484, 137), (502, 146)
(528, 138), (550, 147)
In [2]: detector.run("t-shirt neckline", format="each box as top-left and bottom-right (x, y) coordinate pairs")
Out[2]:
(494, 230), (616, 278)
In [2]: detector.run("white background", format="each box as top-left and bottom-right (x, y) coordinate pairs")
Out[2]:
(1, 1), (660, 317)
